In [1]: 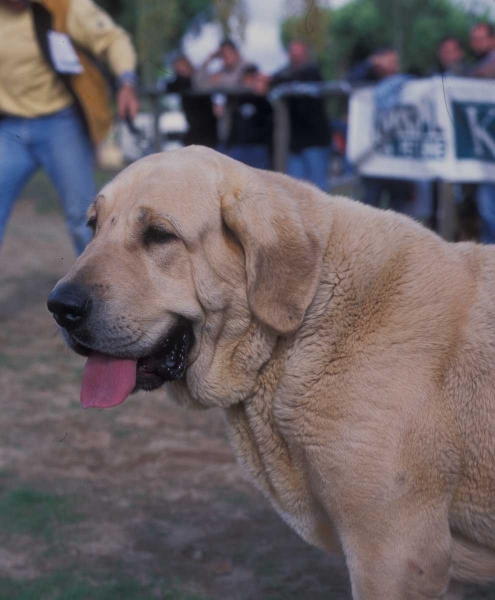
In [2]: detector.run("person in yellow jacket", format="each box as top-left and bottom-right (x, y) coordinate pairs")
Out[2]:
(0, 0), (139, 255)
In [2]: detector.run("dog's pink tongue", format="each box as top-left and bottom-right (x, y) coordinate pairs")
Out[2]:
(81, 353), (137, 409)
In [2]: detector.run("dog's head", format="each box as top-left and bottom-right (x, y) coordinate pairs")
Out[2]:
(47, 147), (326, 410)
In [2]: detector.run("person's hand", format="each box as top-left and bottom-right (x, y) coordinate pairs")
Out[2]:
(117, 83), (139, 121)
(472, 61), (495, 79)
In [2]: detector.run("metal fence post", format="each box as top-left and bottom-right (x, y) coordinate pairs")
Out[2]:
(437, 181), (458, 241)
(151, 90), (162, 153)
(272, 98), (290, 174)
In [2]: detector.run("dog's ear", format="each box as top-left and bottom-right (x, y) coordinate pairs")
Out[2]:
(221, 173), (324, 335)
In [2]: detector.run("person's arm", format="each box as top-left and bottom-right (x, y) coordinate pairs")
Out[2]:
(471, 56), (495, 79)
(192, 51), (221, 90)
(67, 0), (139, 119)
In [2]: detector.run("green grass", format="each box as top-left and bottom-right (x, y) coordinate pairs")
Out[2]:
(0, 488), (80, 540)
(113, 427), (133, 439)
(0, 573), (99, 600)
(0, 486), (211, 599)
(0, 572), (210, 600)
(21, 371), (63, 392)
(0, 353), (15, 369)
(211, 486), (251, 509)
(160, 591), (209, 600)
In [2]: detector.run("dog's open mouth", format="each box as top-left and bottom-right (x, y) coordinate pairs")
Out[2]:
(79, 323), (193, 409)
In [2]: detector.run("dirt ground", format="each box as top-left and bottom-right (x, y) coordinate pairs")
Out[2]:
(0, 173), (493, 599)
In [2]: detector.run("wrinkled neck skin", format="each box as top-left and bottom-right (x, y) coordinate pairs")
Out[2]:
(222, 200), (445, 554)
(221, 214), (346, 552)
(224, 343), (343, 553)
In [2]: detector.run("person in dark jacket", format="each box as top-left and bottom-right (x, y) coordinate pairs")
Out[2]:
(224, 65), (272, 170)
(437, 36), (466, 76)
(166, 54), (217, 149)
(271, 41), (331, 191)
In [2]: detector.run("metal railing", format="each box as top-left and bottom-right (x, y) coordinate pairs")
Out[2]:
(142, 81), (353, 169)
(138, 81), (458, 240)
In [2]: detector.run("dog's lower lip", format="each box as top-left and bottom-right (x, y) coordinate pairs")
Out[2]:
(135, 323), (192, 390)
(69, 338), (92, 357)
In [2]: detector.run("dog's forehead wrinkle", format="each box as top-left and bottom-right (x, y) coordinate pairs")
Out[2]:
(138, 207), (149, 223)
(152, 211), (184, 234)
(133, 206), (185, 236)
(88, 193), (104, 217)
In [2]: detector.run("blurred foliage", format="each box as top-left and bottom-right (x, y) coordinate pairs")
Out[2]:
(96, 0), (135, 34)
(282, 0), (332, 55)
(96, 0), (212, 41)
(96, 0), (246, 86)
(282, 0), (494, 79)
(212, 0), (248, 41)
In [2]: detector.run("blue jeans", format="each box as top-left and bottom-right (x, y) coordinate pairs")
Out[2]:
(477, 183), (495, 244)
(362, 177), (433, 220)
(224, 144), (271, 170)
(0, 106), (95, 256)
(362, 177), (411, 211)
(288, 146), (331, 192)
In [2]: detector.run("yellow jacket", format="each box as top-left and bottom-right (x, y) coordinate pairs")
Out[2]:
(0, 0), (137, 146)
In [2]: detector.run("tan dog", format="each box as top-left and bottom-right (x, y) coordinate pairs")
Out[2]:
(48, 147), (495, 599)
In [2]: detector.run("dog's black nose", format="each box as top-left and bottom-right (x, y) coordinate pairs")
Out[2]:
(47, 284), (92, 331)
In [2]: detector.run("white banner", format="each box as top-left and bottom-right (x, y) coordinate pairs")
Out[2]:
(347, 76), (495, 182)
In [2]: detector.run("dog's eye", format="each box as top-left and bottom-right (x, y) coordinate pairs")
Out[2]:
(144, 227), (177, 246)
(87, 215), (97, 233)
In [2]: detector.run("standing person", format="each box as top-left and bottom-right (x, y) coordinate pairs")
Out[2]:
(223, 65), (272, 170)
(271, 41), (331, 191)
(166, 53), (217, 149)
(0, 0), (139, 256)
(194, 39), (248, 150)
(348, 48), (431, 221)
(468, 23), (495, 243)
(469, 22), (495, 77)
(435, 37), (472, 236)
(437, 36), (466, 76)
